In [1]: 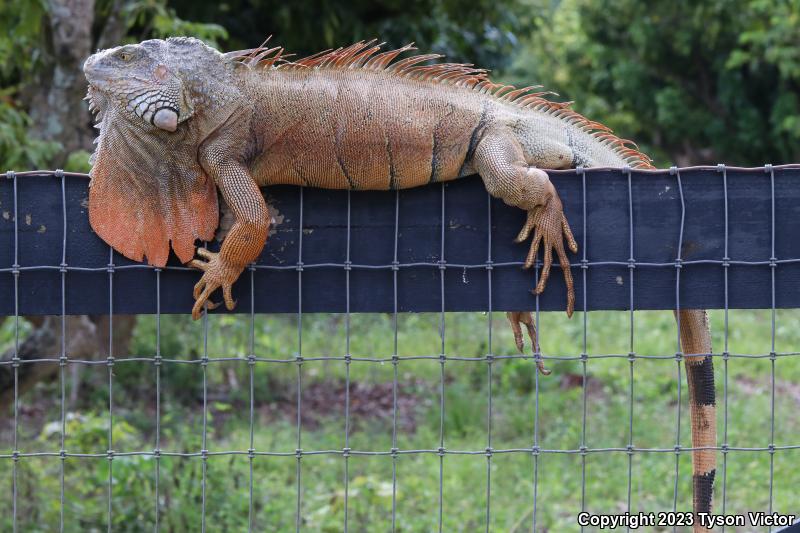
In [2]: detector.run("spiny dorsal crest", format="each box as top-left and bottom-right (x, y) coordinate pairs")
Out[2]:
(227, 39), (653, 169)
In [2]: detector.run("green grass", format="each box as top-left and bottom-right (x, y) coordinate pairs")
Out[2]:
(1, 309), (798, 531)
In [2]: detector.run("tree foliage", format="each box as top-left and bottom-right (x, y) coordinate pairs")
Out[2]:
(0, 1), (60, 168)
(170, 0), (528, 68)
(510, 0), (800, 166)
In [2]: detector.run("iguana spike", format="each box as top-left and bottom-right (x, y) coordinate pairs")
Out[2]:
(250, 46), (283, 67)
(330, 41), (372, 68)
(491, 85), (515, 98)
(250, 35), (272, 59)
(388, 54), (442, 74)
(502, 87), (530, 102)
(349, 41), (385, 68)
(290, 48), (333, 69)
(223, 35), (274, 63)
(363, 43), (415, 70)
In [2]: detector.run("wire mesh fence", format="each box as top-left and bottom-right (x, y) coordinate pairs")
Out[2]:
(1, 167), (800, 531)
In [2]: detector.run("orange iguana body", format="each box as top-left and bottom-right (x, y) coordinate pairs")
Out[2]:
(83, 37), (715, 529)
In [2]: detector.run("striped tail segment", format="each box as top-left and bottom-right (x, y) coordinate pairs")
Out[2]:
(676, 310), (716, 532)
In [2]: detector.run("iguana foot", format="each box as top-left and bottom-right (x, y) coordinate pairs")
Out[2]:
(514, 196), (578, 317)
(506, 311), (550, 375)
(188, 247), (240, 319)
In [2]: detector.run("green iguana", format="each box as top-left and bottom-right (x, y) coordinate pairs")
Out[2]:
(83, 37), (716, 528)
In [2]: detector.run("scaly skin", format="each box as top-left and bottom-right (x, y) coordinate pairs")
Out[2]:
(83, 38), (715, 528)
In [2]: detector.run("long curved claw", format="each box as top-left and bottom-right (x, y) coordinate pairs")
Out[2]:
(506, 311), (550, 375)
(514, 210), (537, 243)
(188, 247), (241, 320)
(563, 217), (578, 254)
(518, 198), (577, 318)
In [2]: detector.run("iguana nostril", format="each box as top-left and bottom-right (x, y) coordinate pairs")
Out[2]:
(153, 107), (177, 131)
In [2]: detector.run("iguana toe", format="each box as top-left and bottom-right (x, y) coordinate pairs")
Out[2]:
(506, 311), (550, 375)
(188, 247), (241, 319)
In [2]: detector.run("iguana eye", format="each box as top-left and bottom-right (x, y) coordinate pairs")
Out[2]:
(118, 51), (133, 61)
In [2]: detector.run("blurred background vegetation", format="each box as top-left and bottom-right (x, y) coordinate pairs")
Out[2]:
(1, 0), (799, 531)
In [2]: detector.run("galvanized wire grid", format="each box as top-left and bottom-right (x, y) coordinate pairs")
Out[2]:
(0, 166), (797, 532)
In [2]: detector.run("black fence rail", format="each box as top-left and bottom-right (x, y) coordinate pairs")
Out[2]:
(2, 166), (800, 316)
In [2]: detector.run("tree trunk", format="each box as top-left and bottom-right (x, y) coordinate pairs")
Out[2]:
(26, 0), (97, 165)
(0, 315), (136, 412)
(4, 0), (139, 412)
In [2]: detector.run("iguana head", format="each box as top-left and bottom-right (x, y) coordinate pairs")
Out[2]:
(83, 38), (225, 132)
(83, 38), (233, 267)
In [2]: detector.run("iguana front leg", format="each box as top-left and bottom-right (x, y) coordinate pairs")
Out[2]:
(472, 128), (578, 318)
(473, 128), (576, 375)
(190, 146), (269, 320)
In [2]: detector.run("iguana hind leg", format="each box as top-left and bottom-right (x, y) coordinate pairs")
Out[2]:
(506, 311), (551, 375)
(472, 128), (578, 316)
(676, 309), (716, 531)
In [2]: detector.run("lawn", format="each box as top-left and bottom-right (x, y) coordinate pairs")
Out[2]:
(1, 308), (798, 532)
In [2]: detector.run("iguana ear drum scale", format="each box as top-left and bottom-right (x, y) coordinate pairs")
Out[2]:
(83, 38), (716, 528)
